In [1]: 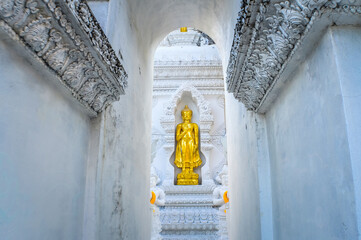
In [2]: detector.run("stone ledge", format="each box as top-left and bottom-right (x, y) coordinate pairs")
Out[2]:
(226, 0), (361, 112)
(161, 231), (219, 240)
(0, 0), (127, 116)
(162, 184), (216, 194)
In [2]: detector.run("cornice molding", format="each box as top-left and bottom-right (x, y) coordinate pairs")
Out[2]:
(0, 0), (127, 115)
(154, 59), (222, 67)
(154, 65), (223, 80)
(226, 0), (361, 112)
(161, 184), (216, 193)
(66, 0), (127, 85)
(153, 79), (225, 96)
(153, 89), (225, 96)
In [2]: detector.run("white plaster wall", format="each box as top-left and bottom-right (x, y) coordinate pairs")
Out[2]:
(332, 26), (361, 239)
(154, 45), (221, 61)
(0, 41), (91, 240)
(225, 95), (263, 240)
(124, 0), (241, 58)
(265, 29), (358, 240)
(219, 1), (269, 238)
(88, 1), (109, 34)
(88, 0), (153, 239)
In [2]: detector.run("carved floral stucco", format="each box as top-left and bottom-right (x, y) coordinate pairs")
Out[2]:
(226, 0), (361, 112)
(0, 0), (127, 115)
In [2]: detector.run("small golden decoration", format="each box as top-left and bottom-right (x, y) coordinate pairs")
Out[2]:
(150, 191), (156, 204)
(180, 27), (188, 32)
(223, 191), (229, 203)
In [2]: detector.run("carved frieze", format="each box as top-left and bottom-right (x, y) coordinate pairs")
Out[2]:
(160, 184), (219, 238)
(153, 61), (224, 96)
(160, 84), (215, 151)
(0, 0), (127, 115)
(154, 64), (223, 79)
(226, 0), (361, 112)
(153, 79), (225, 96)
(160, 207), (219, 229)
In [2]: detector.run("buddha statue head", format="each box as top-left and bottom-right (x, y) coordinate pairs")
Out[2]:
(181, 105), (192, 121)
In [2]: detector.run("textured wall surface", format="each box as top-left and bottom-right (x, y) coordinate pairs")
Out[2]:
(0, 41), (91, 240)
(88, 1), (109, 33)
(88, 1), (153, 239)
(225, 95), (263, 240)
(332, 26), (361, 239)
(266, 29), (358, 240)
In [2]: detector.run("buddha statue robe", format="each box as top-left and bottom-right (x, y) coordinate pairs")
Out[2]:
(174, 105), (202, 185)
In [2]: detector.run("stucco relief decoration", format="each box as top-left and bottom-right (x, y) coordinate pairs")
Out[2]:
(153, 63), (224, 95)
(160, 207), (219, 229)
(66, 0), (127, 88)
(153, 79), (225, 96)
(162, 84), (213, 127)
(160, 84), (214, 149)
(0, 0), (128, 115)
(226, 0), (359, 111)
(159, 184), (219, 238)
(160, 84), (214, 153)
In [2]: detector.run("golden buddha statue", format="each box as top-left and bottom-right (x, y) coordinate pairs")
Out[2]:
(174, 105), (202, 185)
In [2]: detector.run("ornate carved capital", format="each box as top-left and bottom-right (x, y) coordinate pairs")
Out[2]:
(226, 0), (361, 112)
(0, 0), (127, 115)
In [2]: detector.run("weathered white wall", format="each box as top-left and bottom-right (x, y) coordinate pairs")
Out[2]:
(225, 92), (275, 240)
(88, 1), (109, 33)
(225, 96), (263, 240)
(87, 0), (153, 239)
(220, 1), (274, 238)
(265, 29), (358, 240)
(332, 26), (361, 239)
(0, 41), (91, 239)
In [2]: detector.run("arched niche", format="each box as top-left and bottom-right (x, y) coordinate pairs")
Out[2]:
(161, 84), (213, 185)
(161, 83), (214, 138)
(174, 92), (200, 126)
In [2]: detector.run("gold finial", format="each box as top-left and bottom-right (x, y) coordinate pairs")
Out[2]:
(180, 27), (188, 32)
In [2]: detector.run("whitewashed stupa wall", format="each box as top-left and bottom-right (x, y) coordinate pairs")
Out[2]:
(151, 44), (226, 185)
(0, 37), (91, 240)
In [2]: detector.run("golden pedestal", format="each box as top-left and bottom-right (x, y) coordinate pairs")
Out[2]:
(177, 170), (199, 185)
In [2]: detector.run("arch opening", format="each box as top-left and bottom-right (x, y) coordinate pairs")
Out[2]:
(151, 27), (227, 186)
